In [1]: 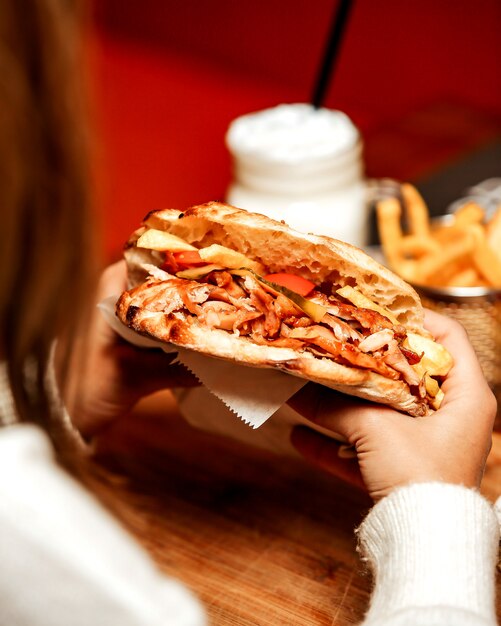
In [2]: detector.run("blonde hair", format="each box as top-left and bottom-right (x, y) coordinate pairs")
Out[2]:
(0, 0), (98, 440)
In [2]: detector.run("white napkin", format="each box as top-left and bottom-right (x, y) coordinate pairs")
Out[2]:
(0, 425), (206, 626)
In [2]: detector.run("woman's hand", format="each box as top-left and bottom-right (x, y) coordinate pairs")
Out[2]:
(289, 310), (497, 501)
(62, 261), (198, 438)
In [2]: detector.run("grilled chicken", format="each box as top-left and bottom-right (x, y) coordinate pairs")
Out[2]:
(141, 267), (423, 391)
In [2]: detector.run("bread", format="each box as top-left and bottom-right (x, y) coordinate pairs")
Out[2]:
(118, 202), (450, 416)
(135, 202), (425, 330)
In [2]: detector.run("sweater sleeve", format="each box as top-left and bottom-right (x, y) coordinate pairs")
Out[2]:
(0, 424), (207, 626)
(356, 482), (500, 626)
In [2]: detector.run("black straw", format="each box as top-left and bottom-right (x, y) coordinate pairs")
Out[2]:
(311, 0), (354, 109)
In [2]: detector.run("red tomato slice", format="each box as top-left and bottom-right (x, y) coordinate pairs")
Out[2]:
(264, 273), (315, 296)
(172, 250), (205, 266)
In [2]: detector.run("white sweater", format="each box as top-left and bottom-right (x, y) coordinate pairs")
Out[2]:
(0, 424), (498, 626)
(358, 482), (500, 626)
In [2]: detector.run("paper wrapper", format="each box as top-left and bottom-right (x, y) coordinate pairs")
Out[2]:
(99, 297), (348, 456)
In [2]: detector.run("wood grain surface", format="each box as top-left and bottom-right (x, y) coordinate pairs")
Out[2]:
(90, 391), (501, 625)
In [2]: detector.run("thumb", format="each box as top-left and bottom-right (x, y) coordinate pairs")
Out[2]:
(288, 383), (395, 446)
(113, 343), (200, 395)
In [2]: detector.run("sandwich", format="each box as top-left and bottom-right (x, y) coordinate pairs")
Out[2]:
(117, 202), (453, 416)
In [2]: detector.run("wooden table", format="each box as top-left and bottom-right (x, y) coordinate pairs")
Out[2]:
(91, 391), (501, 625)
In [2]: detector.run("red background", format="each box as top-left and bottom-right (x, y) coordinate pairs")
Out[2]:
(89, 0), (501, 259)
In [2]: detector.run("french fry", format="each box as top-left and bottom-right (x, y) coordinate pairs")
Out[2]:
(430, 388), (445, 410)
(408, 358), (447, 410)
(396, 235), (440, 258)
(446, 267), (483, 287)
(432, 224), (463, 246)
(394, 260), (422, 284)
(376, 199), (420, 281)
(401, 184), (431, 237)
(376, 184), (500, 289)
(425, 258), (469, 287)
(424, 374), (439, 397)
(453, 201), (484, 228)
(415, 232), (475, 284)
(376, 197), (404, 269)
(405, 332), (453, 377)
(486, 205), (501, 263)
(468, 224), (501, 287)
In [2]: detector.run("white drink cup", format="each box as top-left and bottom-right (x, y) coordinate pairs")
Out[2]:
(226, 103), (368, 247)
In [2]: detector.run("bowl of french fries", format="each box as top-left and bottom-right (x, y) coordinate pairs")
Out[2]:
(376, 183), (501, 405)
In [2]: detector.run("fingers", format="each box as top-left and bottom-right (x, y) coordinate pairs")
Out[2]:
(115, 344), (200, 393)
(422, 308), (451, 342)
(288, 383), (396, 445)
(424, 309), (482, 381)
(420, 310), (496, 437)
(97, 261), (128, 300)
(425, 310), (492, 415)
(287, 383), (328, 422)
(428, 317), (491, 407)
(163, 363), (200, 389)
(291, 426), (365, 490)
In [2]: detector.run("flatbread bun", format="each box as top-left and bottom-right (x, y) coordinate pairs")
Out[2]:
(118, 202), (433, 416)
